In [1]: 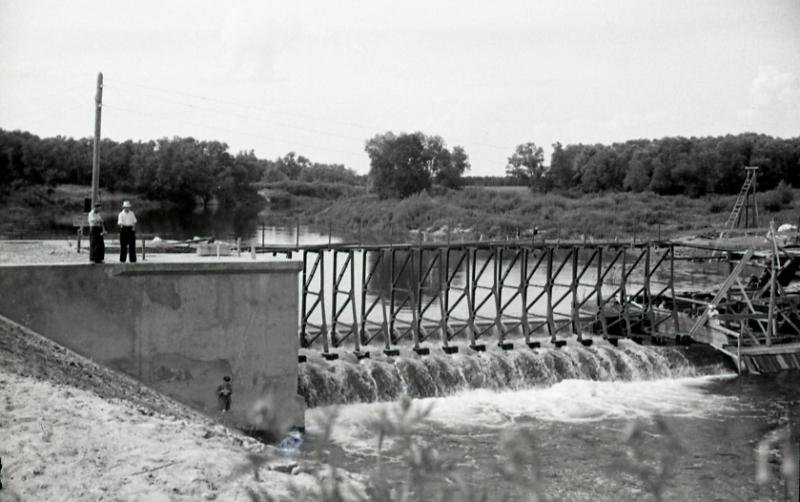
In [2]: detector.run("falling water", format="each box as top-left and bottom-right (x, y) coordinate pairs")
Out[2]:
(298, 340), (731, 407)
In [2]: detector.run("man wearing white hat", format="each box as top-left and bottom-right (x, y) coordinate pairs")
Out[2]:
(117, 200), (138, 263)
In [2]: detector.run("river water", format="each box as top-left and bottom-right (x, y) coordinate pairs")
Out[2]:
(295, 344), (799, 501)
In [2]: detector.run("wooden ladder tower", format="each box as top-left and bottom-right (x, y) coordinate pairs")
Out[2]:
(720, 166), (759, 236)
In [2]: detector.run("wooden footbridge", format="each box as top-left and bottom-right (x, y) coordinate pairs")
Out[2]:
(267, 239), (694, 360)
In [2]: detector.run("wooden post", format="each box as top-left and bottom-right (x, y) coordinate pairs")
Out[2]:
(752, 168), (758, 228)
(745, 190), (750, 231)
(670, 245), (680, 335)
(570, 247), (580, 337)
(597, 247), (608, 336)
(261, 223), (265, 249)
(389, 249), (396, 343)
(319, 252), (329, 354)
(349, 250), (360, 352)
(767, 223), (777, 347)
(620, 248), (632, 337)
(546, 247), (556, 342)
(91, 72), (103, 207)
(331, 251), (340, 346)
(520, 248), (530, 342)
(644, 246), (655, 335)
(300, 250), (308, 347)
(142, 238), (146, 261)
(77, 226), (82, 253)
(737, 324), (743, 375)
(467, 248), (478, 346)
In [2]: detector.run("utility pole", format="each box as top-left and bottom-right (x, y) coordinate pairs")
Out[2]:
(91, 72), (103, 207)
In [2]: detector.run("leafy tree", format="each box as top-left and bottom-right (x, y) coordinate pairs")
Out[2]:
(365, 132), (468, 198)
(623, 150), (653, 192)
(274, 152), (310, 180)
(548, 142), (579, 190)
(435, 145), (470, 189)
(366, 132), (430, 198)
(506, 142), (545, 189)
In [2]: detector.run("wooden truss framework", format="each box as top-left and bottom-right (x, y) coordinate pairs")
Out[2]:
(299, 242), (681, 357)
(687, 245), (800, 355)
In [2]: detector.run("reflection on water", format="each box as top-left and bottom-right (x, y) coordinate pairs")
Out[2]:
(136, 205), (264, 240)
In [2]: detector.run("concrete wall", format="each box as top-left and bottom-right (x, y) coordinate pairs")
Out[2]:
(0, 261), (304, 431)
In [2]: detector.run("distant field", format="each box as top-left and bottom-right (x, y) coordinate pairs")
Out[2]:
(477, 185), (529, 194)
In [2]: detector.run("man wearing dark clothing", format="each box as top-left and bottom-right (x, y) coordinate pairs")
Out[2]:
(117, 200), (137, 263)
(88, 203), (105, 263)
(217, 376), (232, 412)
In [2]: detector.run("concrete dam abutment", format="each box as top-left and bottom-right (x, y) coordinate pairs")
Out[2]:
(0, 261), (304, 432)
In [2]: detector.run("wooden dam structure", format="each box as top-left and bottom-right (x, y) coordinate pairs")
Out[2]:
(291, 239), (687, 359)
(257, 234), (799, 371)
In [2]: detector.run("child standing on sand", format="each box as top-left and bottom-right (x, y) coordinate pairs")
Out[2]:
(216, 376), (232, 412)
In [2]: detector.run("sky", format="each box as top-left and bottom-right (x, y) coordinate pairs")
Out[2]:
(1, 0), (799, 176)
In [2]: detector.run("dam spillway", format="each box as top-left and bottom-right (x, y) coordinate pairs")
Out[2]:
(298, 339), (731, 407)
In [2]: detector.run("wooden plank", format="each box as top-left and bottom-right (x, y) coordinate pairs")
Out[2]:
(740, 342), (800, 356)
(687, 248), (754, 339)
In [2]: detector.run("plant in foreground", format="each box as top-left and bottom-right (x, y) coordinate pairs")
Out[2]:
(756, 407), (799, 502)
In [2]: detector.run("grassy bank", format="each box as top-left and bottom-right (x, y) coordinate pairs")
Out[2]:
(5, 181), (798, 242)
(0, 184), (160, 237)
(284, 185), (800, 242)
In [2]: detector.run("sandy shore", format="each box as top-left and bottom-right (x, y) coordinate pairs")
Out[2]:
(0, 269), (365, 500)
(0, 317), (328, 501)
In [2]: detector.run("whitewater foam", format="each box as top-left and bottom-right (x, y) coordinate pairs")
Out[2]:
(298, 339), (730, 407)
(306, 374), (738, 455)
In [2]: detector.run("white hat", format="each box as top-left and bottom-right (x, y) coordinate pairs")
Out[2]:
(122, 201), (132, 208)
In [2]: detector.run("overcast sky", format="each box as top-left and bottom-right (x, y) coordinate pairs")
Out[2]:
(1, 0), (798, 175)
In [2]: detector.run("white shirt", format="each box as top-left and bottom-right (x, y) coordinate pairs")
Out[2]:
(118, 209), (137, 227)
(88, 209), (103, 227)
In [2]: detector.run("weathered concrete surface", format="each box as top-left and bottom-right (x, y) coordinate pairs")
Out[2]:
(0, 261), (304, 430)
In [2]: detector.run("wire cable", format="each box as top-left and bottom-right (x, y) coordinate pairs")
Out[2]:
(105, 84), (366, 143)
(102, 103), (358, 157)
(106, 78), (517, 153)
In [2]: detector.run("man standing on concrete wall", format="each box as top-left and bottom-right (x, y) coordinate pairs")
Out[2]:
(88, 202), (105, 264)
(117, 201), (137, 263)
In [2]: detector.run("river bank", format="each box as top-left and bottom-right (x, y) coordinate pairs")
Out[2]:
(4, 183), (799, 243)
(0, 315), (368, 501)
(0, 184), (161, 237)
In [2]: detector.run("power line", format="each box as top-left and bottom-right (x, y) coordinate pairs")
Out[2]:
(106, 78), (517, 153)
(108, 78), (381, 132)
(105, 84), (367, 143)
(0, 86), (89, 125)
(102, 103), (359, 157)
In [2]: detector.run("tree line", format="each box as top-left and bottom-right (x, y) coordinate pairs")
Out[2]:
(3, 128), (797, 206)
(507, 134), (800, 196)
(0, 129), (359, 205)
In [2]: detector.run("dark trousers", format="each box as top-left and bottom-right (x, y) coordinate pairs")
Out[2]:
(119, 227), (137, 263)
(89, 226), (104, 263)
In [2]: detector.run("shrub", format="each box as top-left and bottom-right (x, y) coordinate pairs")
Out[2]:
(707, 197), (729, 214)
(761, 181), (794, 212)
(272, 181), (364, 200)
